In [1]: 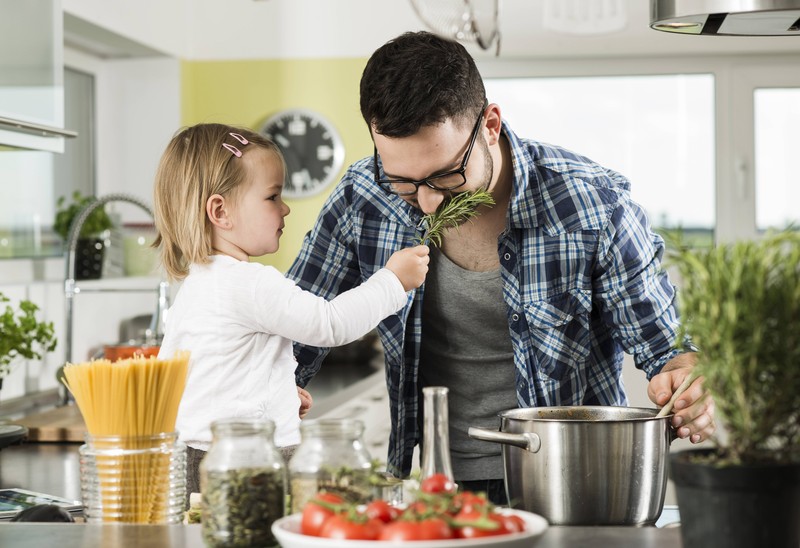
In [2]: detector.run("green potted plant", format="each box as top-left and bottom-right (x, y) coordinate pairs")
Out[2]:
(54, 191), (113, 280)
(667, 231), (800, 548)
(0, 292), (57, 391)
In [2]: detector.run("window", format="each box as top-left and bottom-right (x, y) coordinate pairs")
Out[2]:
(0, 67), (94, 258)
(479, 55), (800, 244)
(754, 88), (800, 232)
(485, 75), (715, 244)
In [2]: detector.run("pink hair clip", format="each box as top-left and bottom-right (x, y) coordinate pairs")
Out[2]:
(222, 132), (250, 157)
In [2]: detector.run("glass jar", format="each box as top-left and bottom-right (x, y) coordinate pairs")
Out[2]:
(289, 418), (373, 513)
(200, 419), (287, 548)
(79, 432), (186, 524)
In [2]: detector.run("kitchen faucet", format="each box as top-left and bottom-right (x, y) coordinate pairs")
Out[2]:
(60, 193), (168, 405)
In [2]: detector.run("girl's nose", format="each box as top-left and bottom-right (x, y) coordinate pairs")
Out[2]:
(416, 185), (445, 215)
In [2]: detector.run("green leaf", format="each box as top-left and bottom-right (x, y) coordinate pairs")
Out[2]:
(0, 292), (57, 378)
(54, 191), (114, 241)
(666, 230), (800, 465)
(417, 189), (495, 247)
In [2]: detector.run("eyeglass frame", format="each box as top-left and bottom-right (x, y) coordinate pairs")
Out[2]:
(373, 101), (488, 196)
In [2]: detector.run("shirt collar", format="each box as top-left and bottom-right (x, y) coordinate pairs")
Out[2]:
(502, 120), (542, 229)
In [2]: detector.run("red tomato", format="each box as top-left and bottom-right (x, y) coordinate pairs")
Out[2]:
(453, 509), (504, 539)
(420, 472), (457, 494)
(300, 492), (344, 537)
(403, 500), (431, 516)
(318, 514), (384, 540)
(494, 511), (526, 534)
(379, 517), (454, 541)
(417, 517), (456, 540)
(450, 491), (490, 515)
(364, 499), (401, 523)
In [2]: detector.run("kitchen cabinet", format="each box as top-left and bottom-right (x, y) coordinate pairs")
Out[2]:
(0, 0), (74, 153)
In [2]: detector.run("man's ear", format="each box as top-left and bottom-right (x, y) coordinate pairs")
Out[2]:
(484, 103), (503, 146)
(206, 194), (231, 229)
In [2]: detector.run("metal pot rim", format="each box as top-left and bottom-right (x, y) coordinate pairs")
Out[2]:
(499, 405), (670, 423)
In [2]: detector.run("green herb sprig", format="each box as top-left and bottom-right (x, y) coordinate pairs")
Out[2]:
(417, 189), (495, 247)
(0, 292), (57, 379)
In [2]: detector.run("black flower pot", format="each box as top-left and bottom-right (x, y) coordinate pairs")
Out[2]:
(670, 449), (800, 548)
(74, 237), (105, 280)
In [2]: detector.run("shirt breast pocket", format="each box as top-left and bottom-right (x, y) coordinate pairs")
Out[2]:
(524, 289), (592, 381)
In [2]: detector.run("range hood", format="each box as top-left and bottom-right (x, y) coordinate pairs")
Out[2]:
(650, 0), (800, 35)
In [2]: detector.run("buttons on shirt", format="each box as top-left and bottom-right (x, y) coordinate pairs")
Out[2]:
(511, 313), (520, 322)
(503, 252), (512, 261)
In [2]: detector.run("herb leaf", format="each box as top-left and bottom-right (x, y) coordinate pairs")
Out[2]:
(0, 292), (57, 379)
(417, 189), (495, 247)
(666, 230), (800, 465)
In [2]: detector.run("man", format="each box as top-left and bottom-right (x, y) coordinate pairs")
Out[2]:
(287, 31), (715, 503)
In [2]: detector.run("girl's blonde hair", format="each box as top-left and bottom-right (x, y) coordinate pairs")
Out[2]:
(153, 123), (284, 280)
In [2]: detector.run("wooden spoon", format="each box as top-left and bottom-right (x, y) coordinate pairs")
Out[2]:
(656, 373), (696, 418)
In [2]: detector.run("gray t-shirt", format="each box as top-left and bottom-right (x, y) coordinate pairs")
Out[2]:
(419, 248), (518, 481)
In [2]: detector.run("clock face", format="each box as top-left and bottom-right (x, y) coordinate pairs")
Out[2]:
(259, 109), (345, 199)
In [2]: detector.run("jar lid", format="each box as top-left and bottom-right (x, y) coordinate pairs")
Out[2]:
(210, 418), (276, 437)
(300, 418), (365, 438)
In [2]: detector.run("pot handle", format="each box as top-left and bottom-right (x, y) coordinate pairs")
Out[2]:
(468, 427), (541, 453)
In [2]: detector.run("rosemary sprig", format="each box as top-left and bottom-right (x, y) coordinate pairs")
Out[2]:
(416, 188), (495, 247)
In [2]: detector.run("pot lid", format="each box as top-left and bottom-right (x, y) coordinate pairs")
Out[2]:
(650, 0), (800, 36)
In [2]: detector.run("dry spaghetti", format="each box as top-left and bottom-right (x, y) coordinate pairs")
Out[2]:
(63, 351), (189, 436)
(62, 351), (190, 524)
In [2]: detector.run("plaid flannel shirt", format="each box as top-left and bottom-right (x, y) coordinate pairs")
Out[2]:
(287, 121), (682, 478)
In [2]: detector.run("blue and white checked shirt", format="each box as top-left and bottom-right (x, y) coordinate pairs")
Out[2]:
(287, 121), (682, 478)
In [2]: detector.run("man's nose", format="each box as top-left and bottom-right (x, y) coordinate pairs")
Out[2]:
(416, 185), (445, 215)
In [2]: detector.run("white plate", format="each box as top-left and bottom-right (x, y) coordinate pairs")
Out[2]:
(271, 508), (549, 548)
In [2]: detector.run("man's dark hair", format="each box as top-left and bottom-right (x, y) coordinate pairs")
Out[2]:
(360, 31), (486, 138)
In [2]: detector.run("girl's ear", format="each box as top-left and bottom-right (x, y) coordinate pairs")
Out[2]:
(206, 194), (231, 229)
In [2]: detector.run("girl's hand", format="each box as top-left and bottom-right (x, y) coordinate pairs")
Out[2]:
(298, 386), (313, 419)
(386, 245), (430, 291)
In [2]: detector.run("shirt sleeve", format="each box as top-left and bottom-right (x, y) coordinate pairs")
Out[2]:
(284, 179), (368, 386)
(252, 266), (407, 348)
(593, 196), (682, 379)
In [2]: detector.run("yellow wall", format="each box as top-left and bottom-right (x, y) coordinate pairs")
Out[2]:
(181, 57), (371, 272)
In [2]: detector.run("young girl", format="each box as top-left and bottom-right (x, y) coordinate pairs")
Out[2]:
(152, 123), (429, 499)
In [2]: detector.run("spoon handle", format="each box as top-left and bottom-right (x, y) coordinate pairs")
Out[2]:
(656, 373), (695, 417)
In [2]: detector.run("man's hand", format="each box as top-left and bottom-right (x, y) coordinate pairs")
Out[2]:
(298, 386), (313, 419)
(647, 353), (715, 443)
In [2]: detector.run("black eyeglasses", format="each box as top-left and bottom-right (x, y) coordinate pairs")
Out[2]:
(373, 102), (487, 196)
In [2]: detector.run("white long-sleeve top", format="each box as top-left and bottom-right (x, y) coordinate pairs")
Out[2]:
(158, 254), (408, 450)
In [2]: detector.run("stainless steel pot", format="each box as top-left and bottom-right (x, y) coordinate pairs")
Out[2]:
(468, 406), (675, 526)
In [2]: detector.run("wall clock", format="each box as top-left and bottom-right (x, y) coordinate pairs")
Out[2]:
(259, 109), (346, 199)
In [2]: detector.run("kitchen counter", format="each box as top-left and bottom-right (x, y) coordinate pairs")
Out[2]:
(0, 443), (686, 546)
(0, 521), (684, 547)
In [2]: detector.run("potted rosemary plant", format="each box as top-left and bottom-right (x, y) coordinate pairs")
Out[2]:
(667, 231), (800, 548)
(0, 292), (57, 392)
(54, 191), (113, 280)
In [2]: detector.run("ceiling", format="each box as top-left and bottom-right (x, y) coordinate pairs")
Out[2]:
(59, 0), (800, 61)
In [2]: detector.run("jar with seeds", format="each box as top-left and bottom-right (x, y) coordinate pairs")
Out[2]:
(288, 418), (373, 513)
(201, 418), (286, 547)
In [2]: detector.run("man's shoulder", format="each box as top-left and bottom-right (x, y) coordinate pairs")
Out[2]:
(508, 130), (631, 233)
